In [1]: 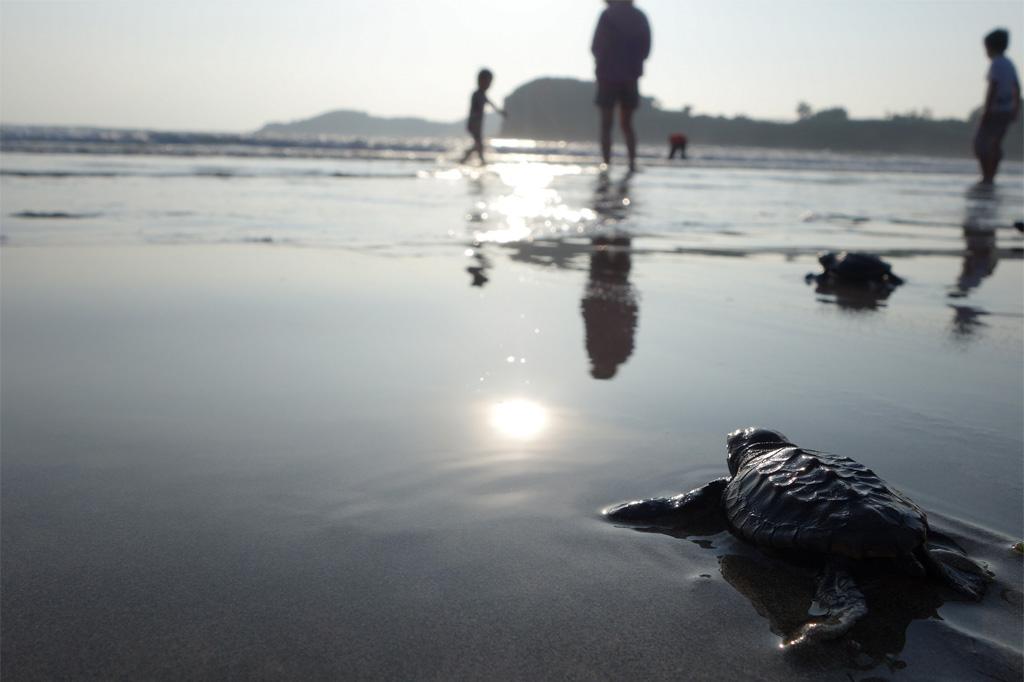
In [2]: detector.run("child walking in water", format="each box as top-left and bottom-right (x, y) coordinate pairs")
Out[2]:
(460, 69), (505, 165)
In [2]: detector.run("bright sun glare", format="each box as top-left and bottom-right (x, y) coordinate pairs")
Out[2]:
(490, 399), (548, 440)
(470, 163), (592, 245)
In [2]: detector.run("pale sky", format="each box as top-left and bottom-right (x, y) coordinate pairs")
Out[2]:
(2, 0), (1022, 131)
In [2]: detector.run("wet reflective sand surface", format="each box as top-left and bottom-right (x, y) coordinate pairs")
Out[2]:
(2, 157), (1022, 679)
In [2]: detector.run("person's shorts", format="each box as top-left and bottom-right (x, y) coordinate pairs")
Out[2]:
(974, 111), (1015, 157)
(595, 80), (640, 109)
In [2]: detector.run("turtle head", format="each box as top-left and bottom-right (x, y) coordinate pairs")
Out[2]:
(726, 427), (791, 475)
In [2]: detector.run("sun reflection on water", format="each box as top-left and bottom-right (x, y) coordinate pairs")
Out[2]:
(468, 163), (595, 244)
(490, 399), (548, 440)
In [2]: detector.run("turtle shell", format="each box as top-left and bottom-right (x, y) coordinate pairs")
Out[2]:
(723, 445), (928, 559)
(827, 252), (893, 282)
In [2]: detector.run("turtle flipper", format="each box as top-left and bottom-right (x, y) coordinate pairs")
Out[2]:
(918, 545), (990, 600)
(603, 477), (728, 523)
(785, 561), (867, 648)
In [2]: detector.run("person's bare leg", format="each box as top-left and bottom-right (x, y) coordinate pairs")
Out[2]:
(989, 143), (1003, 182)
(600, 106), (614, 166)
(974, 130), (988, 183)
(620, 106), (637, 171)
(463, 134), (484, 165)
(976, 129), (999, 184)
(461, 129), (484, 165)
(981, 143), (997, 183)
(981, 159), (994, 184)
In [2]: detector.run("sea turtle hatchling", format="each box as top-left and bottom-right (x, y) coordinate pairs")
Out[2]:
(604, 427), (990, 646)
(807, 251), (905, 287)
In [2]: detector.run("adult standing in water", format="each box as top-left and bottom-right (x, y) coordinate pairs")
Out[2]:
(592, 0), (651, 172)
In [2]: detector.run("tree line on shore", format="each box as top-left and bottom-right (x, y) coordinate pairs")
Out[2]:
(499, 78), (1023, 159)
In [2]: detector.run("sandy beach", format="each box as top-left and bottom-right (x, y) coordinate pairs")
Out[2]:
(5, 0), (1024, 676)
(2, 150), (1023, 679)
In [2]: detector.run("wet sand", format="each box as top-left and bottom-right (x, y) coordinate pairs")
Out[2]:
(2, 242), (1021, 680)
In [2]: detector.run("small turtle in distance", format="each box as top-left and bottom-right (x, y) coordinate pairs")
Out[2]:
(604, 427), (990, 647)
(806, 251), (905, 288)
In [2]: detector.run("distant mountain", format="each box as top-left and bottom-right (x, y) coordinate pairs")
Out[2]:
(500, 77), (1023, 159)
(258, 79), (1022, 159)
(258, 109), (457, 137)
(257, 109), (498, 138)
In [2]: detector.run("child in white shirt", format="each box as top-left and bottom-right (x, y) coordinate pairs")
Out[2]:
(974, 29), (1020, 184)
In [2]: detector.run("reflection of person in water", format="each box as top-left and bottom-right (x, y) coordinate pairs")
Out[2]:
(581, 236), (637, 379)
(583, 168), (638, 379)
(593, 170), (633, 223)
(466, 247), (491, 287)
(948, 228), (997, 336)
(952, 185), (1001, 298)
(952, 228), (998, 296)
(948, 186), (1001, 337)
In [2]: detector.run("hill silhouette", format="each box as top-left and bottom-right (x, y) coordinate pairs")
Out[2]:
(259, 110), (461, 138)
(258, 109), (498, 138)
(257, 78), (1021, 160)
(499, 77), (1022, 159)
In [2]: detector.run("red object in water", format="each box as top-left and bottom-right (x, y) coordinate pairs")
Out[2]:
(669, 133), (687, 145)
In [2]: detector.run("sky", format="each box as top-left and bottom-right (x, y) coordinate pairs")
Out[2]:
(2, 0), (1023, 131)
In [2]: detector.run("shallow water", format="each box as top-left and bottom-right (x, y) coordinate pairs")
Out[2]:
(2, 151), (1022, 251)
(2, 149), (1022, 679)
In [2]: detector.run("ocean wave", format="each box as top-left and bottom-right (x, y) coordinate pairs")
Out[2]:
(800, 210), (871, 225)
(1, 168), (420, 180)
(2, 170), (121, 178)
(4, 124), (1019, 176)
(10, 210), (101, 219)
(0, 125), (451, 152)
